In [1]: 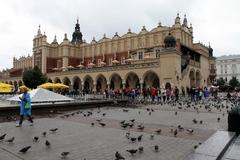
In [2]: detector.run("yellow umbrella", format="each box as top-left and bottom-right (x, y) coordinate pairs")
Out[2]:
(38, 83), (55, 89)
(53, 83), (69, 89)
(0, 83), (13, 93)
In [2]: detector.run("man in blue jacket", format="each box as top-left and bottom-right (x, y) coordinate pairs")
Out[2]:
(16, 86), (33, 127)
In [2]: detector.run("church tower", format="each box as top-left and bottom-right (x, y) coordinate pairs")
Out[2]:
(71, 18), (83, 43)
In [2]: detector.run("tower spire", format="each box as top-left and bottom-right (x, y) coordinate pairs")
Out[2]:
(183, 14), (188, 27)
(72, 19), (83, 43)
(37, 25), (41, 35)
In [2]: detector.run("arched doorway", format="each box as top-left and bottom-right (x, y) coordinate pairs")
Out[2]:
(110, 73), (122, 91)
(125, 72), (140, 89)
(48, 78), (53, 83)
(96, 74), (107, 93)
(63, 77), (71, 86)
(72, 76), (81, 91)
(165, 82), (172, 90)
(18, 80), (23, 87)
(83, 75), (93, 94)
(196, 71), (201, 87)
(13, 81), (18, 92)
(54, 77), (61, 83)
(143, 71), (160, 88)
(189, 70), (195, 87)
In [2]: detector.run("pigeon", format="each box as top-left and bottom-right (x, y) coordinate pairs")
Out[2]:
(42, 132), (47, 137)
(177, 125), (184, 130)
(138, 146), (144, 153)
(91, 122), (95, 126)
(137, 135), (143, 141)
(175, 111), (178, 115)
(115, 151), (125, 160)
(61, 152), (70, 159)
(19, 146), (31, 154)
(102, 113), (106, 116)
(99, 122), (106, 127)
(130, 119), (135, 123)
(154, 145), (159, 152)
(194, 145), (198, 149)
(49, 128), (58, 133)
(5, 137), (15, 143)
(126, 149), (138, 155)
(122, 109), (129, 112)
(217, 117), (220, 122)
(45, 140), (51, 147)
(120, 120), (125, 124)
(96, 119), (102, 122)
(137, 125), (144, 130)
(128, 123), (134, 128)
(130, 137), (137, 143)
(186, 129), (194, 134)
(155, 129), (162, 134)
(121, 124), (128, 129)
(150, 134), (154, 140)
(199, 120), (203, 124)
(33, 136), (39, 142)
(192, 119), (198, 124)
(174, 129), (178, 137)
(0, 134), (6, 140)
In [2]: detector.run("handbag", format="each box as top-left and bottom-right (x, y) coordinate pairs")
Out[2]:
(24, 102), (31, 109)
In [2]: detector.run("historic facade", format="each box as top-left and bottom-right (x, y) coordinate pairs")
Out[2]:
(0, 14), (216, 93)
(216, 55), (240, 82)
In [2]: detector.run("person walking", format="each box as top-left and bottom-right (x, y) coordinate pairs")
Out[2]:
(16, 86), (33, 127)
(174, 86), (179, 101)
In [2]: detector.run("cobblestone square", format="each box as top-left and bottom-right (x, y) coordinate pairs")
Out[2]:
(0, 102), (229, 160)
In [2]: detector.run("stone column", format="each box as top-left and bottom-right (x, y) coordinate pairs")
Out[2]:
(122, 81), (126, 89)
(92, 82), (96, 93)
(62, 46), (69, 71)
(41, 46), (47, 74)
(107, 81), (110, 90)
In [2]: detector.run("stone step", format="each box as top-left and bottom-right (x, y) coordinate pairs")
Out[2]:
(187, 131), (236, 160)
(223, 135), (240, 160)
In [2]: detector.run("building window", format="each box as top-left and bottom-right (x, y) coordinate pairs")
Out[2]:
(225, 65), (227, 74)
(98, 59), (101, 67)
(138, 52), (143, 60)
(121, 57), (125, 64)
(221, 65), (223, 74)
(232, 64), (237, 74)
(156, 49), (160, 58)
(57, 60), (61, 68)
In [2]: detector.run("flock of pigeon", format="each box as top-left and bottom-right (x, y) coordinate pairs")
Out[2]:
(0, 127), (76, 159)
(0, 96), (235, 160)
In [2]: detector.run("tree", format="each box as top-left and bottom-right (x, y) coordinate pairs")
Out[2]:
(229, 77), (240, 88)
(216, 77), (225, 86)
(22, 66), (47, 89)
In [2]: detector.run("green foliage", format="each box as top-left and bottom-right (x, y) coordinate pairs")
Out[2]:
(229, 76), (240, 88)
(22, 66), (47, 89)
(216, 77), (225, 86)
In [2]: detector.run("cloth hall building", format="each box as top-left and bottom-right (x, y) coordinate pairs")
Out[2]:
(0, 14), (216, 93)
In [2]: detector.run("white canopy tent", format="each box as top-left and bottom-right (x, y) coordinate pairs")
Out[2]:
(7, 88), (74, 103)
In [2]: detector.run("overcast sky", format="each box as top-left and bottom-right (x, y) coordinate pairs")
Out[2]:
(0, 0), (239, 70)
